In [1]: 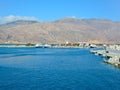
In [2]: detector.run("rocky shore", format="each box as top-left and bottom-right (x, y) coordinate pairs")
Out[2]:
(90, 46), (120, 68)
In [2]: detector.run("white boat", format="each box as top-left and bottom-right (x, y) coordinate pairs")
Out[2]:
(35, 44), (51, 48)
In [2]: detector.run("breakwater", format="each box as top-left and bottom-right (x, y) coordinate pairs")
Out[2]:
(90, 49), (120, 68)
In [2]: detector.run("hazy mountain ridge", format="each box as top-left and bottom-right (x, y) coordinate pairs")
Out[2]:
(0, 18), (120, 44)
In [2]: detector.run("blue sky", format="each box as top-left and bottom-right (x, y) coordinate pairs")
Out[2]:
(0, 0), (120, 21)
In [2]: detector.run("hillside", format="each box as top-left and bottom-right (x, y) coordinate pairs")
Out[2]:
(0, 18), (120, 44)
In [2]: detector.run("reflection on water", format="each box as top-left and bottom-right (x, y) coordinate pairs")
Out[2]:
(0, 48), (120, 90)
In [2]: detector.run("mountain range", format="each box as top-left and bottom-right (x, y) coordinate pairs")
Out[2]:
(0, 18), (120, 44)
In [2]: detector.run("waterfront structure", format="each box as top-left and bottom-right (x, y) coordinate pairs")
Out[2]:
(90, 48), (120, 68)
(107, 44), (120, 50)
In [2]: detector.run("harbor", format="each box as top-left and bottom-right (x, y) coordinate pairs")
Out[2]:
(0, 47), (120, 90)
(1, 43), (120, 68)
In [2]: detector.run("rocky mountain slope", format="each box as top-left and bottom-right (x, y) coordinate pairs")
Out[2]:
(0, 18), (120, 44)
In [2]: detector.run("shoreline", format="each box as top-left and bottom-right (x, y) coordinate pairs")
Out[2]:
(90, 49), (120, 68)
(0, 46), (87, 48)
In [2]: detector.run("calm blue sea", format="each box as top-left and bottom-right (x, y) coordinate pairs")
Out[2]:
(0, 48), (120, 90)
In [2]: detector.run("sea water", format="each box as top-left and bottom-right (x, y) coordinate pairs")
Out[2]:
(0, 48), (120, 90)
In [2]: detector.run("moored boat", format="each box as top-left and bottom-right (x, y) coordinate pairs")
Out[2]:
(35, 44), (51, 48)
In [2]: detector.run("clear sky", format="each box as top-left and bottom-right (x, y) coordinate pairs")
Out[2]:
(0, 0), (120, 21)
